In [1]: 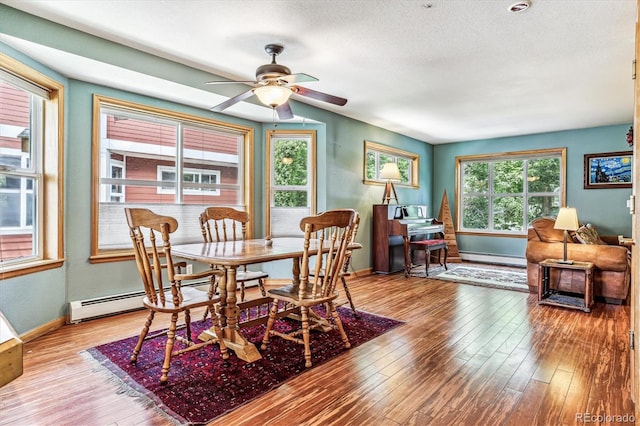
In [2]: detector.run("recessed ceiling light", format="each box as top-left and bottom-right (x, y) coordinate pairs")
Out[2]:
(509, 1), (531, 13)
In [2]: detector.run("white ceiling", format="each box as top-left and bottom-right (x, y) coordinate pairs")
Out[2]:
(1, 0), (636, 144)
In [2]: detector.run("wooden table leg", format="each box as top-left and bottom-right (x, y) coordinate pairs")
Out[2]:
(292, 257), (301, 285)
(537, 264), (544, 302)
(198, 265), (262, 362)
(584, 267), (593, 312)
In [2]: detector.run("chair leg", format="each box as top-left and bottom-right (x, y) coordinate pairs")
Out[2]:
(261, 299), (279, 350)
(203, 270), (219, 321)
(425, 248), (432, 276)
(328, 302), (351, 349)
(341, 276), (358, 316)
(184, 309), (192, 343)
(240, 282), (246, 302)
(301, 306), (312, 368)
(160, 312), (179, 383)
(131, 310), (154, 363)
(258, 278), (267, 297)
(443, 246), (448, 270)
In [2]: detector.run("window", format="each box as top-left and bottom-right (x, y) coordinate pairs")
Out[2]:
(363, 140), (419, 188)
(0, 54), (64, 278)
(109, 160), (124, 202)
(266, 130), (316, 237)
(456, 148), (566, 235)
(157, 166), (220, 195)
(92, 95), (254, 260)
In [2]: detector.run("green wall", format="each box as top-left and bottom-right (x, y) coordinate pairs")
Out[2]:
(433, 124), (633, 259)
(0, 5), (429, 335)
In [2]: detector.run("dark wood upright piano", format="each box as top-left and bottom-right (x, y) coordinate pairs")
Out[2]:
(372, 204), (445, 275)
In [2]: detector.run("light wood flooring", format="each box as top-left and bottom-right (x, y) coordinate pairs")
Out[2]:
(0, 270), (633, 425)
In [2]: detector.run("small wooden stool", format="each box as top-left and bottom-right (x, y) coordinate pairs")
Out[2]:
(410, 239), (448, 276)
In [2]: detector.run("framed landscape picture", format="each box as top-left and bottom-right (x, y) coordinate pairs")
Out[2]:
(584, 151), (632, 189)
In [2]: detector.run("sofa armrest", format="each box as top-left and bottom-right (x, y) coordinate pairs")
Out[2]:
(525, 241), (628, 272)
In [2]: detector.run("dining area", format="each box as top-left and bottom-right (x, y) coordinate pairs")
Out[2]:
(3, 225), (632, 425)
(123, 206), (363, 383)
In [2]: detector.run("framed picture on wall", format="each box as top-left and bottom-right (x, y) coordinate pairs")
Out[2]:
(583, 151), (632, 189)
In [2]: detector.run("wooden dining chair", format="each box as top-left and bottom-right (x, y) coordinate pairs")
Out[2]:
(125, 208), (229, 384)
(310, 211), (361, 316)
(339, 211), (360, 315)
(260, 209), (357, 368)
(199, 207), (268, 303)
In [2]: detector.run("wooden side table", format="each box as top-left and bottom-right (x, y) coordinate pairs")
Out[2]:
(538, 259), (594, 313)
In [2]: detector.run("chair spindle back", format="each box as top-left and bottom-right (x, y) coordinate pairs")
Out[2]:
(125, 208), (180, 307)
(298, 209), (356, 301)
(200, 206), (248, 243)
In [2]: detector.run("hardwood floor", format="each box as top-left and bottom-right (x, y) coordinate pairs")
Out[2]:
(0, 271), (633, 425)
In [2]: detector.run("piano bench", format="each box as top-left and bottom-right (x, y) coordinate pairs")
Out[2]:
(410, 239), (448, 276)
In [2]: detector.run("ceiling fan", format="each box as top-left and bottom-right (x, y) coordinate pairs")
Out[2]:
(207, 44), (347, 120)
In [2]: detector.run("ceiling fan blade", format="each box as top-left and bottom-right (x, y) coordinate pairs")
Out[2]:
(276, 102), (294, 120)
(293, 86), (347, 106)
(206, 80), (257, 85)
(210, 89), (255, 112)
(279, 73), (318, 84)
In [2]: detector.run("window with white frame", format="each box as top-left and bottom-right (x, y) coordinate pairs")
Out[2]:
(266, 130), (316, 238)
(456, 148), (566, 235)
(93, 95), (253, 258)
(158, 166), (220, 195)
(363, 140), (419, 187)
(0, 54), (64, 278)
(109, 160), (124, 202)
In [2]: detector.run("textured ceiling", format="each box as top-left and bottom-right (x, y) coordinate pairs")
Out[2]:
(1, 0), (636, 143)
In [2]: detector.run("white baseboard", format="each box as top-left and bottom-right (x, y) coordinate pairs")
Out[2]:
(459, 252), (526, 267)
(68, 281), (210, 323)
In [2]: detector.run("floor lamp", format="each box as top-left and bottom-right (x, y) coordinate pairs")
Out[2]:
(380, 162), (401, 204)
(553, 207), (579, 264)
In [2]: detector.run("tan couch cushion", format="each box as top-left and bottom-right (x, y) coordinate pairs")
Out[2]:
(531, 217), (566, 243)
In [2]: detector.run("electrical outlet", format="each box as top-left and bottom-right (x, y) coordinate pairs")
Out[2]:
(186, 263), (193, 274)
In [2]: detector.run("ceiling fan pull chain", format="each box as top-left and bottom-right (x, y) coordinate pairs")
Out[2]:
(272, 107), (278, 127)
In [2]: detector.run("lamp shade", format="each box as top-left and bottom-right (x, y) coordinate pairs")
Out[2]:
(254, 84), (293, 108)
(380, 162), (401, 180)
(554, 207), (579, 231)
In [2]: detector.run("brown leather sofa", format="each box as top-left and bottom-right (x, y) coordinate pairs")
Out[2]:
(525, 218), (630, 304)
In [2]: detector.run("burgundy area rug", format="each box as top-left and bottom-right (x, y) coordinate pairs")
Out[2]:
(83, 306), (404, 425)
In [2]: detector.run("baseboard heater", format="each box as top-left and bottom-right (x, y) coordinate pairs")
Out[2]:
(459, 252), (526, 267)
(68, 281), (210, 323)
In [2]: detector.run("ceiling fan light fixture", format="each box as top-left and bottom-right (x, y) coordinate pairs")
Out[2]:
(254, 84), (293, 108)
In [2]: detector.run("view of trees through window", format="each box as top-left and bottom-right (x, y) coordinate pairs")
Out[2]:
(365, 152), (411, 184)
(363, 141), (418, 188)
(266, 131), (315, 238)
(273, 139), (308, 207)
(458, 149), (564, 234)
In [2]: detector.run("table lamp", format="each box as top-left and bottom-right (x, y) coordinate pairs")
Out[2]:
(554, 207), (579, 264)
(380, 162), (401, 204)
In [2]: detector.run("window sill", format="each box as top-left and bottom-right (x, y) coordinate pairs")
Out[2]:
(0, 259), (65, 280)
(456, 230), (528, 238)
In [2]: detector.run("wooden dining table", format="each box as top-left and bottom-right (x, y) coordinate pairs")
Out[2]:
(171, 237), (362, 362)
